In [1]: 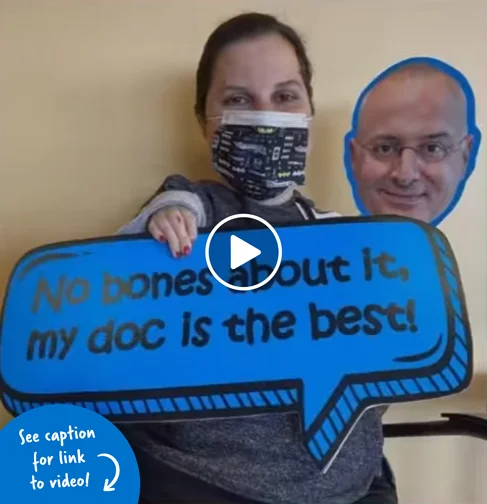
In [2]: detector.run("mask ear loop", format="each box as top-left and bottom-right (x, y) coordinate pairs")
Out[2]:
(205, 115), (224, 122)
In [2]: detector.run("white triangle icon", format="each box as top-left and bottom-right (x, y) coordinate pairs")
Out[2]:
(230, 235), (261, 270)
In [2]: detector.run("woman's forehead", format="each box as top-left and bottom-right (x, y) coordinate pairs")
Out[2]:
(210, 34), (303, 88)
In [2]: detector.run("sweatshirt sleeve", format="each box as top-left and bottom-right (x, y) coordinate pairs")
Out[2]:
(116, 175), (211, 235)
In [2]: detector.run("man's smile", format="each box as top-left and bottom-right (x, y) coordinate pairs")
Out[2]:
(378, 188), (427, 208)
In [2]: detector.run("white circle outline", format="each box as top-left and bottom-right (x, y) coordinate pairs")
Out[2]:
(204, 213), (283, 292)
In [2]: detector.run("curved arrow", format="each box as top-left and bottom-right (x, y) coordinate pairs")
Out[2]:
(97, 453), (120, 492)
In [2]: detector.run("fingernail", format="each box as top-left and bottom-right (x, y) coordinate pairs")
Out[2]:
(158, 235), (166, 242)
(183, 246), (190, 255)
(176, 251), (182, 258)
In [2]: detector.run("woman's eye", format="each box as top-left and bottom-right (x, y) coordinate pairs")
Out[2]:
(223, 95), (250, 107)
(274, 91), (298, 103)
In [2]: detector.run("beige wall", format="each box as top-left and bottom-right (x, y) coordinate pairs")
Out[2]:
(1, 0), (485, 433)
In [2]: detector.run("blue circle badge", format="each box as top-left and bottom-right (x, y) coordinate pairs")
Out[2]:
(0, 404), (140, 503)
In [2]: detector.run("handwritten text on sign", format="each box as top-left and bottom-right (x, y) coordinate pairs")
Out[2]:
(19, 425), (95, 491)
(0, 217), (472, 471)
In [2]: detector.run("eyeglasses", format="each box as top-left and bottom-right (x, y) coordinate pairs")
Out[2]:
(358, 136), (467, 163)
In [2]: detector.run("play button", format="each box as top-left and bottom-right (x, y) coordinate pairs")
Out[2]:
(230, 235), (261, 270)
(205, 214), (282, 291)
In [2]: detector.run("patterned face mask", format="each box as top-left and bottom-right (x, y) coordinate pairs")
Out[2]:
(210, 110), (311, 201)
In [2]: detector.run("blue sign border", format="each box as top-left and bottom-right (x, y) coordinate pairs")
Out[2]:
(0, 215), (472, 471)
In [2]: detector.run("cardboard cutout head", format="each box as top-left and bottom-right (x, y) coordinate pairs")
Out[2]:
(0, 217), (472, 472)
(344, 57), (481, 225)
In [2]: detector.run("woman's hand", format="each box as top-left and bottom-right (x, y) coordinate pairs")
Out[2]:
(148, 207), (198, 258)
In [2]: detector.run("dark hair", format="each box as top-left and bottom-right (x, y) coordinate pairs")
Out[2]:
(194, 12), (314, 119)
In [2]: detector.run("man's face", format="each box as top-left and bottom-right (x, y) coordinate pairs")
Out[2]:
(350, 73), (473, 222)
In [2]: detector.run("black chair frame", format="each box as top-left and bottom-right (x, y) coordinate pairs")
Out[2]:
(383, 412), (487, 441)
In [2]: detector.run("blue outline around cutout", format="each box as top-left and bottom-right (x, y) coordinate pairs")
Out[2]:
(343, 56), (482, 226)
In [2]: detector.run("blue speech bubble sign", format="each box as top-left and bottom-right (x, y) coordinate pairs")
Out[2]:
(0, 404), (140, 503)
(0, 217), (472, 471)
(344, 56), (482, 226)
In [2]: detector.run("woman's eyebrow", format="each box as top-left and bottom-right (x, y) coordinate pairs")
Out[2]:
(222, 85), (250, 93)
(221, 80), (303, 93)
(274, 79), (303, 89)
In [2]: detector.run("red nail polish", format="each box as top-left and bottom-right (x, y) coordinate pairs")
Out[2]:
(159, 235), (166, 242)
(183, 246), (190, 255)
(176, 251), (182, 258)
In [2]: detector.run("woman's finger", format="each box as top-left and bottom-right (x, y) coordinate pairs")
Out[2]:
(147, 217), (167, 243)
(166, 209), (192, 256)
(156, 215), (181, 258)
(181, 209), (198, 244)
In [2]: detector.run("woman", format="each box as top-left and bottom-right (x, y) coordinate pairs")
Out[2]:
(118, 12), (397, 504)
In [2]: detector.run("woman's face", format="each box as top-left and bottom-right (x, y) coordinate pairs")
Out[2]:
(201, 34), (313, 145)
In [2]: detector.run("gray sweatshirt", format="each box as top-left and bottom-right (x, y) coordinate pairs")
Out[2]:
(117, 175), (386, 504)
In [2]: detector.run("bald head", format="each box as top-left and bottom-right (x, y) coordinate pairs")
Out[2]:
(356, 63), (467, 141)
(350, 62), (474, 223)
